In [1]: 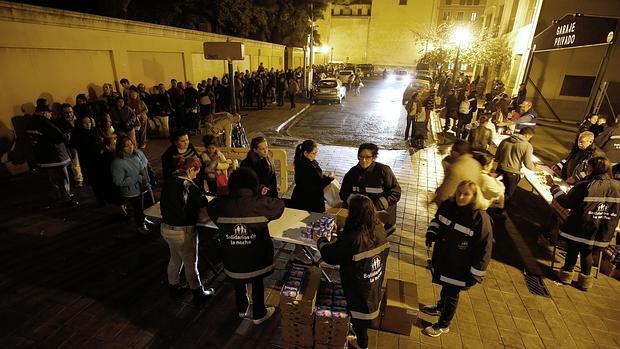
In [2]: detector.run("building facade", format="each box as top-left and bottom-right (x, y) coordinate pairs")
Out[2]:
(437, 0), (486, 26)
(316, 0), (439, 67)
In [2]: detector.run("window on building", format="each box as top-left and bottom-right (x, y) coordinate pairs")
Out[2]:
(340, 9), (344, 15)
(331, 9), (335, 15)
(471, 12), (478, 21)
(460, 0), (466, 5)
(368, 8), (371, 15)
(358, 8), (362, 15)
(457, 12), (464, 20)
(474, 0), (480, 4)
(443, 11), (450, 21)
(446, 0), (452, 5)
(399, 0), (408, 5)
(467, 0), (473, 5)
(560, 75), (596, 97)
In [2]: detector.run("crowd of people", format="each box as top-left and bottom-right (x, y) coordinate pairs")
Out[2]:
(22, 63), (620, 346)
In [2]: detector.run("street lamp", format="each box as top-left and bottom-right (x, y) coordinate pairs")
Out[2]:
(321, 44), (329, 64)
(450, 26), (472, 82)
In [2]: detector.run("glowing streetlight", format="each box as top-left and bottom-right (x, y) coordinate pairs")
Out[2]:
(450, 26), (472, 81)
(321, 44), (330, 54)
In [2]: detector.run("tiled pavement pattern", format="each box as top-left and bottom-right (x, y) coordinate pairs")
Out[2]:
(1, 140), (619, 348)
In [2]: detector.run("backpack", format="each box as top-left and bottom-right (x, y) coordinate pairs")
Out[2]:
(459, 99), (470, 114)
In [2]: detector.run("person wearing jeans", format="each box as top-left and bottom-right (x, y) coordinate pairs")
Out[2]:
(160, 155), (214, 304)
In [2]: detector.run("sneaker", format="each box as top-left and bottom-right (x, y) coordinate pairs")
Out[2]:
(192, 286), (215, 305)
(423, 324), (450, 337)
(252, 306), (275, 325)
(169, 283), (187, 299)
(421, 304), (442, 316)
(137, 224), (150, 235)
(238, 304), (252, 318)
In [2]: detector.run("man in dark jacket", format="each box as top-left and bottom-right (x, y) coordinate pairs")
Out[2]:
(595, 115), (620, 164)
(467, 114), (493, 151)
(26, 99), (78, 206)
(444, 89), (458, 132)
(553, 131), (605, 185)
(208, 167), (285, 324)
(340, 143), (401, 235)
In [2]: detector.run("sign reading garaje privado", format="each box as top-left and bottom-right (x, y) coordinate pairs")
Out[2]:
(534, 14), (618, 52)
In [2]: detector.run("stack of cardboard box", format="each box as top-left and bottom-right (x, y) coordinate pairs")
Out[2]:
(371, 279), (419, 336)
(280, 265), (321, 349)
(314, 281), (350, 348)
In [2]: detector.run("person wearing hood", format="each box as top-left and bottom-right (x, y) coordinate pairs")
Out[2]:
(240, 136), (278, 198)
(208, 167), (285, 324)
(494, 127), (537, 209)
(71, 116), (102, 202)
(434, 140), (481, 205)
(291, 140), (334, 213)
(340, 143), (401, 235)
(160, 156), (214, 304)
(547, 157), (620, 291)
(553, 131), (606, 185)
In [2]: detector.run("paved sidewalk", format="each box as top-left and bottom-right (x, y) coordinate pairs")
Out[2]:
(0, 138), (619, 348)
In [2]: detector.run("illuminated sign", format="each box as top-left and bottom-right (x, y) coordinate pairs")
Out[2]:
(534, 14), (618, 51)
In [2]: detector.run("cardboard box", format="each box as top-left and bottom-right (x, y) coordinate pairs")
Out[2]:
(314, 315), (349, 346)
(280, 265), (321, 324)
(282, 321), (314, 347)
(314, 342), (346, 349)
(370, 279), (419, 336)
(325, 208), (348, 230)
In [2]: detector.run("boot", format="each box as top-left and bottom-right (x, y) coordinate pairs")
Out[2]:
(169, 283), (187, 299)
(192, 286), (215, 305)
(577, 273), (593, 291)
(558, 269), (574, 284)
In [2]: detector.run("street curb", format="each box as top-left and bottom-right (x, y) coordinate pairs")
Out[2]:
(275, 104), (311, 133)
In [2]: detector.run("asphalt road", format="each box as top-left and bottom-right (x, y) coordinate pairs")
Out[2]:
(285, 78), (575, 165)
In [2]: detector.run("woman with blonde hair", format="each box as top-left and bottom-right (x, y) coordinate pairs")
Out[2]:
(423, 180), (493, 337)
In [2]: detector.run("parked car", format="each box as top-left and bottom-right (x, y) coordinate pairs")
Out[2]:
(402, 79), (431, 105)
(312, 78), (346, 104)
(358, 64), (374, 77)
(338, 69), (355, 83)
(414, 72), (433, 85)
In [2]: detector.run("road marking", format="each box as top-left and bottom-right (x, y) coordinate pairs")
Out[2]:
(275, 104), (311, 133)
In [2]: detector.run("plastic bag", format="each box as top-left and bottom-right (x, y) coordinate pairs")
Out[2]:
(324, 178), (343, 209)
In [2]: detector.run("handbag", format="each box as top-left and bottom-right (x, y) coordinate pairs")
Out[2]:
(459, 100), (470, 114)
(215, 170), (229, 196)
(323, 178), (343, 208)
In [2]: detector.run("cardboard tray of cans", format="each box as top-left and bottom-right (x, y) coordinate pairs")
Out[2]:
(282, 341), (313, 349)
(314, 343), (347, 349)
(300, 215), (337, 241)
(281, 321), (314, 348)
(280, 264), (321, 324)
(314, 281), (350, 346)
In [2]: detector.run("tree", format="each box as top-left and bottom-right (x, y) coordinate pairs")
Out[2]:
(461, 36), (512, 76)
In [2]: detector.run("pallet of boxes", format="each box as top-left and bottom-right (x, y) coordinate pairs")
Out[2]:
(280, 214), (350, 349)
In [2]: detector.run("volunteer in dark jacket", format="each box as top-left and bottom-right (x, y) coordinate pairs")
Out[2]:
(291, 140), (334, 212)
(494, 127), (537, 209)
(26, 99), (77, 206)
(595, 115), (620, 164)
(423, 180), (493, 337)
(316, 194), (389, 349)
(160, 156), (214, 304)
(340, 143), (401, 235)
(208, 167), (285, 324)
(547, 156), (620, 291)
(553, 131), (606, 185)
(241, 136), (278, 197)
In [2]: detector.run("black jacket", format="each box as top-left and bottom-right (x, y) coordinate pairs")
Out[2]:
(71, 127), (101, 183)
(291, 157), (333, 212)
(468, 125), (492, 151)
(160, 174), (209, 227)
(445, 95), (458, 118)
(161, 143), (200, 180)
(555, 144), (606, 181)
(551, 174), (620, 248)
(208, 188), (285, 280)
(317, 224), (389, 321)
(240, 151), (278, 198)
(340, 162), (401, 227)
(426, 200), (493, 288)
(595, 123), (620, 163)
(25, 115), (71, 168)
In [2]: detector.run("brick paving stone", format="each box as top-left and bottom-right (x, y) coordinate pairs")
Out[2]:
(518, 333), (545, 349)
(497, 328), (524, 348)
(440, 331), (463, 349)
(461, 335), (484, 349)
(588, 328), (618, 347)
